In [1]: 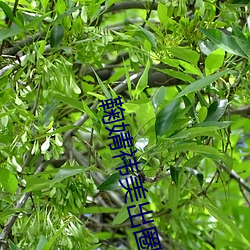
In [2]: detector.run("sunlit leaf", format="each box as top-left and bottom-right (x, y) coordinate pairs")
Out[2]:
(0, 168), (18, 194)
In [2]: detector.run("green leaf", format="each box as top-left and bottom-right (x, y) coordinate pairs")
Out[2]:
(138, 27), (157, 48)
(9, 241), (22, 250)
(198, 106), (208, 122)
(112, 202), (136, 225)
(157, 1), (168, 24)
(0, 2), (14, 21)
(155, 99), (179, 137)
(0, 209), (23, 223)
(185, 167), (204, 187)
(36, 236), (48, 250)
(41, 100), (60, 125)
(24, 177), (51, 192)
(134, 59), (150, 98)
(170, 165), (180, 186)
(51, 166), (86, 186)
(0, 25), (23, 42)
(53, 92), (84, 112)
(151, 86), (166, 111)
(40, 0), (49, 9)
(205, 49), (225, 75)
(170, 126), (220, 139)
(98, 173), (127, 191)
(0, 168), (18, 194)
(168, 182), (180, 210)
(50, 24), (64, 47)
(200, 28), (247, 58)
(112, 197), (146, 225)
(42, 223), (69, 250)
(203, 201), (250, 248)
(205, 99), (228, 122)
(93, 70), (112, 99)
(168, 47), (200, 65)
(194, 121), (231, 129)
(80, 206), (120, 214)
(176, 69), (231, 98)
(156, 67), (195, 83)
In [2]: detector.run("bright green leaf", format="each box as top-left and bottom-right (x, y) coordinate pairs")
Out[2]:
(205, 49), (225, 75)
(0, 168), (18, 194)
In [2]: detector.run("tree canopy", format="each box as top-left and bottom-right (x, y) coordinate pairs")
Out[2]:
(1, 0), (250, 249)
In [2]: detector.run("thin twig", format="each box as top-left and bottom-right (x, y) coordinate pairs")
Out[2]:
(141, 0), (156, 28)
(0, 0), (20, 55)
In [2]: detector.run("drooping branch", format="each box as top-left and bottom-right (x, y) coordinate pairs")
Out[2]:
(219, 162), (250, 193)
(2, 32), (46, 56)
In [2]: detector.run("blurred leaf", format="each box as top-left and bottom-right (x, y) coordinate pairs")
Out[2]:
(98, 173), (127, 191)
(205, 99), (228, 122)
(203, 201), (250, 248)
(50, 24), (64, 47)
(151, 86), (166, 111)
(157, 1), (168, 24)
(36, 236), (48, 250)
(41, 100), (60, 125)
(170, 165), (181, 186)
(94, 71), (112, 99)
(0, 209), (23, 223)
(168, 182), (180, 210)
(0, 168), (18, 194)
(53, 92), (84, 112)
(168, 47), (200, 65)
(42, 223), (69, 250)
(112, 202), (136, 225)
(200, 28), (247, 58)
(9, 241), (21, 250)
(134, 59), (150, 98)
(194, 121), (231, 129)
(156, 67), (195, 83)
(170, 126), (220, 139)
(0, 1), (14, 21)
(50, 166), (86, 186)
(80, 206), (120, 214)
(198, 106), (208, 122)
(0, 25), (23, 42)
(185, 167), (204, 187)
(205, 49), (225, 75)
(177, 70), (231, 97)
(24, 177), (51, 192)
(155, 99), (179, 137)
(232, 0), (250, 4)
(137, 27), (157, 48)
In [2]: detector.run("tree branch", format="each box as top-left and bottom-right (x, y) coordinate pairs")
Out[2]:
(0, 161), (49, 241)
(219, 162), (250, 193)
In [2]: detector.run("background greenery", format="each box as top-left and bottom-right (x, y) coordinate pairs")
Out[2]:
(0, 0), (250, 249)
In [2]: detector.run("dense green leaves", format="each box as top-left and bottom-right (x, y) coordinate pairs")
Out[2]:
(1, 0), (250, 249)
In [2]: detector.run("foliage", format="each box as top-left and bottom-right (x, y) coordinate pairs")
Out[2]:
(1, 0), (250, 249)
